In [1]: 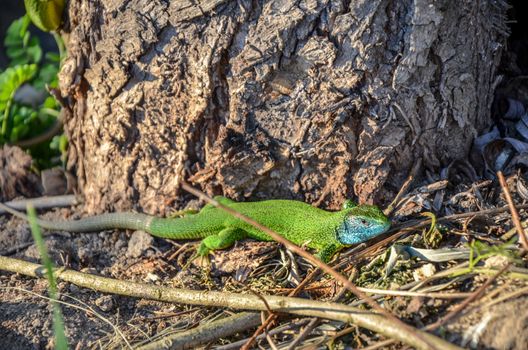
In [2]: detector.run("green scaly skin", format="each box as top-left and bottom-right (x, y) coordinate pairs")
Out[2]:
(0, 197), (391, 262)
(24, 0), (65, 32)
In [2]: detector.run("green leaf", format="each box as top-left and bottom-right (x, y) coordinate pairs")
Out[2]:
(50, 134), (68, 165)
(0, 64), (37, 111)
(0, 64), (38, 137)
(43, 96), (59, 109)
(26, 37), (43, 63)
(4, 16), (42, 66)
(468, 239), (520, 269)
(45, 52), (60, 62)
(34, 61), (59, 89)
(4, 15), (30, 46)
(1, 15), (64, 168)
(420, 212), (443, 248)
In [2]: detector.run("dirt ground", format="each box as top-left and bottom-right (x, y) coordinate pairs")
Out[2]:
(1, 175), (528, 349)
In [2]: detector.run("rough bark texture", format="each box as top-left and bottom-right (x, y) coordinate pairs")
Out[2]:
(58, 0), (508, 214)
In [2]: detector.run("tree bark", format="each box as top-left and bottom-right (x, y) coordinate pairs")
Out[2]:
(58, 0), (508, 214)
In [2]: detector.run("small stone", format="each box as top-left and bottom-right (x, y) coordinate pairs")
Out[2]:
(114, 236), (128, 250)
(126, 230), (154, 258)
(77, 246), (92, 264)
(31, 318), (43, 327)
(145, 273), (160, 282)
(413, 263), (437, 281)
(484, 255), (509, 269)
(57, 282), (68, 292)
(95, 295), (114, 312)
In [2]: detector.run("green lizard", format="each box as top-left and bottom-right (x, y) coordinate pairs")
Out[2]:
(0, 197), (390, 262)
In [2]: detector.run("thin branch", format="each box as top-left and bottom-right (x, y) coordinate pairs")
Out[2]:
(364, 263), (512, 350)
(384, 158), (422, 216)
(358, 288), (470, 299)
(135, 312), (262, 350)
(215, 319), (311, 350)
(0, 195), (77, 214)
(286, 268), (359, 349)
(497, 171), (528, 251)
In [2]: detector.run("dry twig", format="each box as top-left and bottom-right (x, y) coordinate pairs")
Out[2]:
(384, 158), (422, 216)
(497, 171), (528, 251)
(135, 312), (262, 350)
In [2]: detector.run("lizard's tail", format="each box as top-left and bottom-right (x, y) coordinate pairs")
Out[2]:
(0, 202), (153, 233)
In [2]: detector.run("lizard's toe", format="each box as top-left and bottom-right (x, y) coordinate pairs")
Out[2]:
(197, 243), (211, 257)
(195, 255), (210, 268)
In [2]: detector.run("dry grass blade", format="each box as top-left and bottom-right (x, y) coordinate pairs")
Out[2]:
(284, 269), (358, 349)
(216, 319), (312, 350)
(497, 171), (528, 251)
(180, 181), (443, 350)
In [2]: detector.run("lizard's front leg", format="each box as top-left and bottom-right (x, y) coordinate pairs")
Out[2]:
(316, 243), (342, 263)
(197, 227), (248, 256)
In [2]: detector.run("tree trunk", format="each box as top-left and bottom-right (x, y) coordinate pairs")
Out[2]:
(58, 0), (508, 214)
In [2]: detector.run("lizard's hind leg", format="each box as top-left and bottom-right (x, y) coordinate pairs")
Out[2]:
(197, 227), (247, 256)
(168, 208), (200, 218)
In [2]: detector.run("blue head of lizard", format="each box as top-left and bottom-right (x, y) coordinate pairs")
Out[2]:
(337, 205), (391, 245)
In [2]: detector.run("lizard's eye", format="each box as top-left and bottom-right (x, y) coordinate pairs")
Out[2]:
(360, 219), (368, 225)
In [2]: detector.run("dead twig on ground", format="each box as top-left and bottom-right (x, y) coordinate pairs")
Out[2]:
(497, 171), (528, 251)
(285, 269), (358, 349)
(384, 158), (422, 216)
(135, 312), (262, 350)
(0, 195), (77, 214)
(363, 260), (513, 350)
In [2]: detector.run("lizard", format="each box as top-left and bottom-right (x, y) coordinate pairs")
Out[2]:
(0, 197), (391, 262)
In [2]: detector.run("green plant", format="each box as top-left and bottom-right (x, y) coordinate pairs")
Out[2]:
(27, 205), (69, 350)
(0, 15), (64, 168)
(468, 238), (519, 269)
(420, 212), (444, 248)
